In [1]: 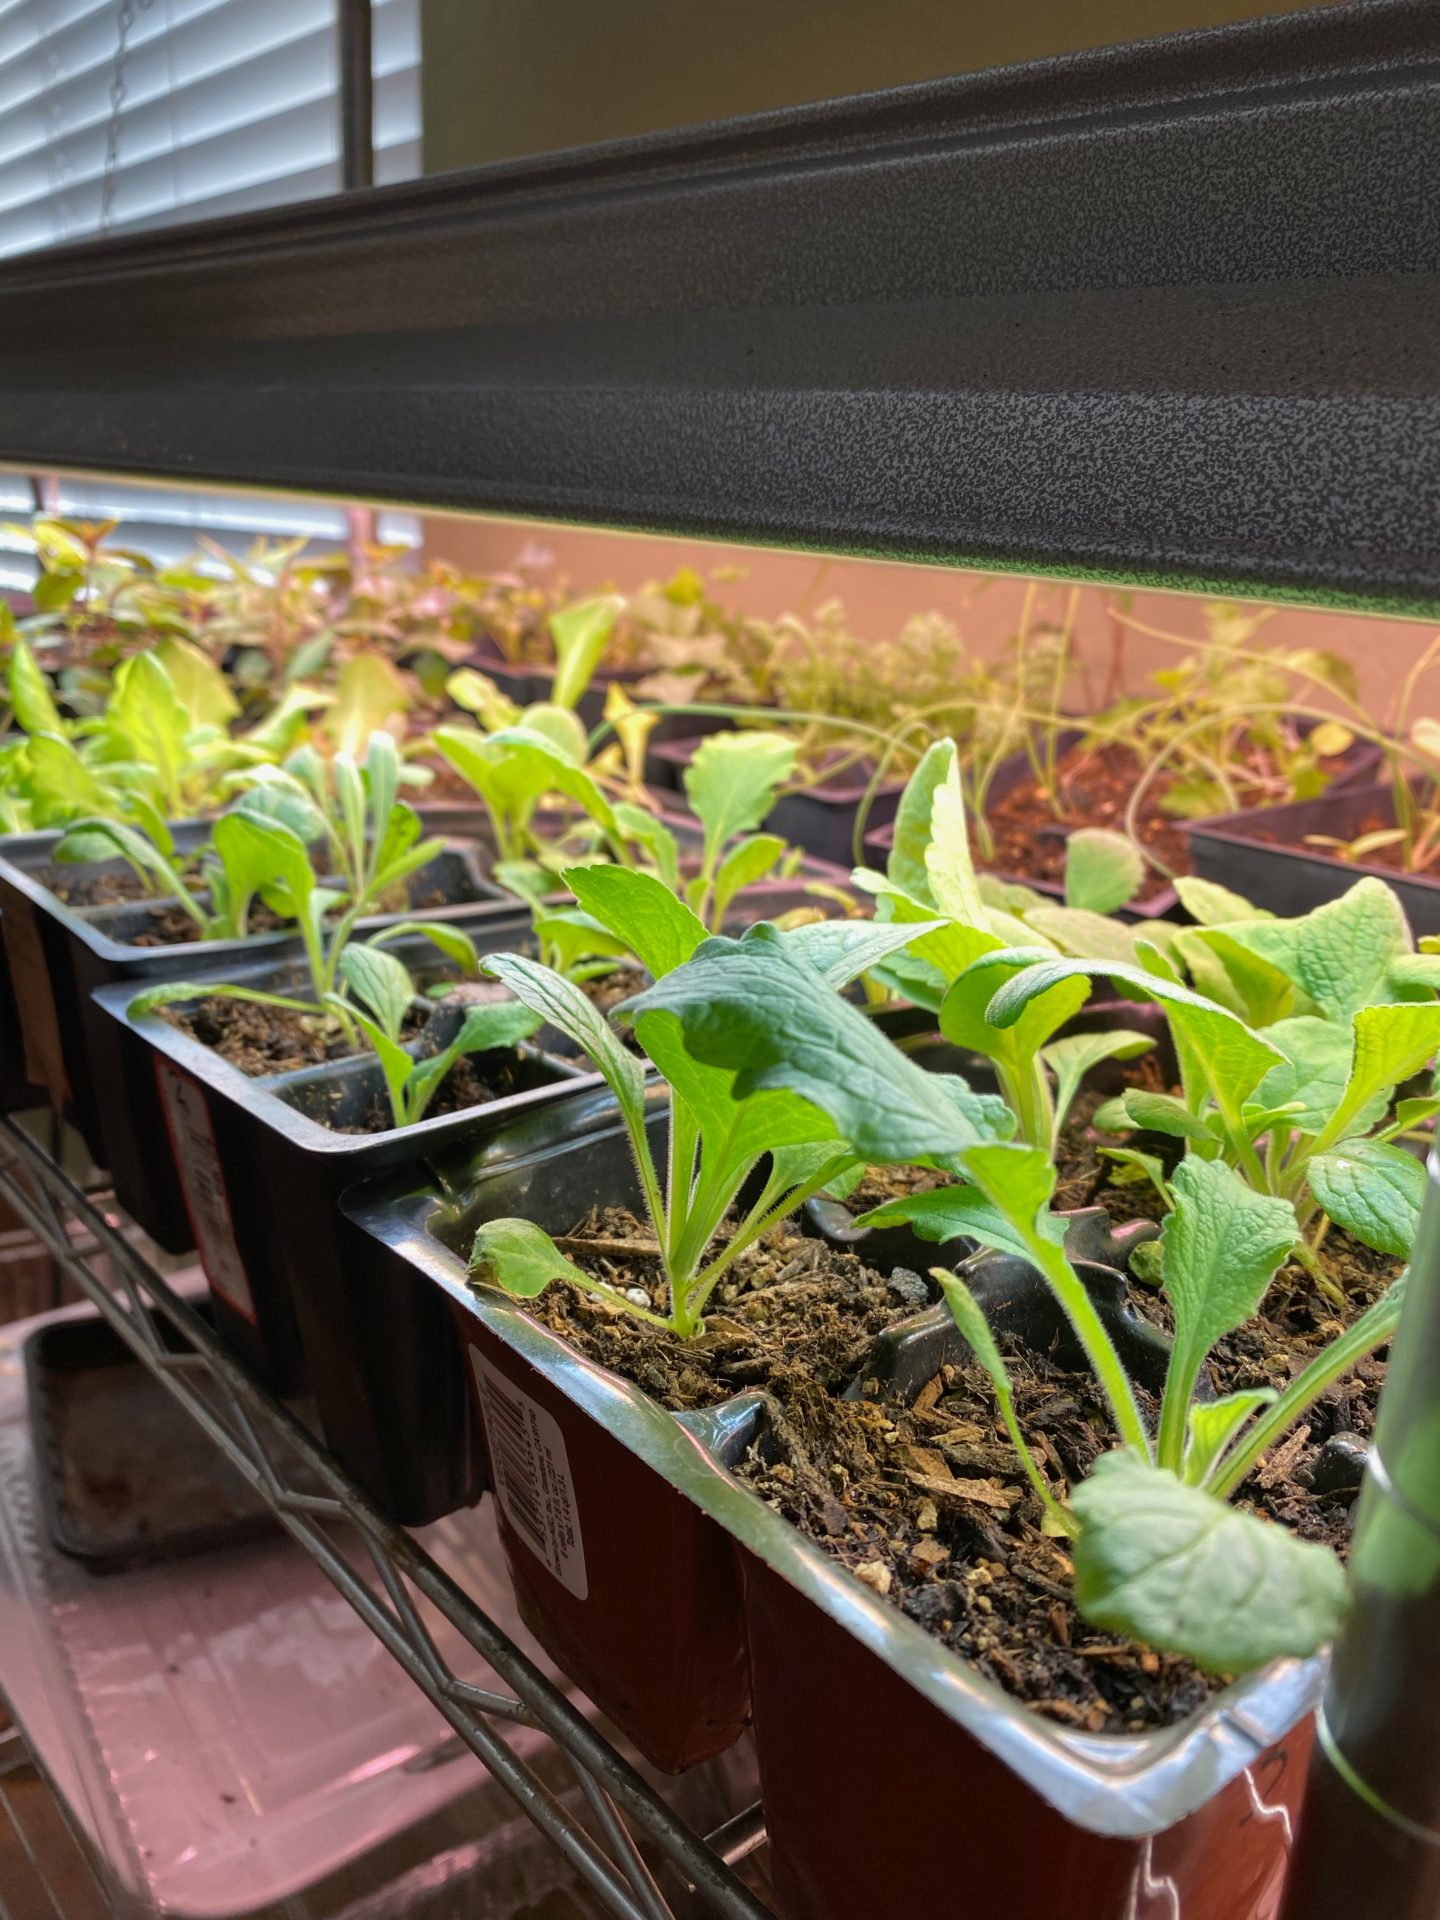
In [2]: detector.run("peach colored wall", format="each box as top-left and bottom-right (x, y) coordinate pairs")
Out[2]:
(422, 513), (1440, 723)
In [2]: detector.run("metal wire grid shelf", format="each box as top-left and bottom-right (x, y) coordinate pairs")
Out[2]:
(0, 1114), (772, 1920)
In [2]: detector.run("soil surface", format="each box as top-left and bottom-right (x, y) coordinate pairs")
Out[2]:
(165, 990), (357, 1075)
(33, 864), (160, 908)
(981, 738), (1363, 901)
(508, 1070), (1400, 1736)
(335, 1054), (525, 1133)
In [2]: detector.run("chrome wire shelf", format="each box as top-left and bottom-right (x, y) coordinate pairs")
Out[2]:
(0, 1115), (771, 1920)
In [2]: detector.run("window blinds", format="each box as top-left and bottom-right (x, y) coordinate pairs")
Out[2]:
(0, 0), (421, 257)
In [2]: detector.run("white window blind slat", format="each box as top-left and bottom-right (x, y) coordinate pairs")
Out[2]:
(0, 0), (420, 255)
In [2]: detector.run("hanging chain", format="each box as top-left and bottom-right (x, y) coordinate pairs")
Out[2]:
(99, 0), (156, 234)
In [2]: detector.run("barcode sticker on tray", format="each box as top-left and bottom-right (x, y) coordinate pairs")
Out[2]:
(470, 1346), (587, 1600)
(155, 1060), (257, 1323)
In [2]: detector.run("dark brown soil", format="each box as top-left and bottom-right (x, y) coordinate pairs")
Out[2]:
(34, 864), (159, 908)
(507, 1069), (1400, 1736)
(165, 991), (350, 1075)
(982, 737), (1371, 901)
(131, 899), (294, 948)
(981, 743), (1188, 901)
(530, 1208), (921, 1411)
(335, 1053), (524, 1133)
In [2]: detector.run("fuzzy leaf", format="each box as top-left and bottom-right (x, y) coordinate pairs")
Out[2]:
(1064, 829), (1144, 915)
(618, 926), (1013, 1162)
(1119, 1089), (1219, 1145)
(1222, 879), (1417, 1021)
(683, 731), (797, 869)
(1073, 1451), (1347, 1671)
(1256, 1016), (1383, 1137)
(776, 915), (950, 989)
(1157, 1157), (1296, 1471)
(856, 1184), (1053, 1263)
(469, 1218), (593, 1298)
(1308, 1138), (1428, 1258)
(483, 949), (646, 1137)
(564, 864), (707, 978)
(925, 769), (987, 930)
(1321, 1003), (1440, 1147)
(1173, 876), (1261, 925)
(1023, 907), (1140, 967)
(887, 739), (956, 906)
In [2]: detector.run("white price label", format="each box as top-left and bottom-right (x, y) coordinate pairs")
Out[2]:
(470, 1346), (588, 1600)
(155, 1061), (256, 1323)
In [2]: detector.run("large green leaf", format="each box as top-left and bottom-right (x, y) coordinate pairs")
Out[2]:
(941, 957), (1089, 1093)
(855, 1182), (1056, 1263)
(1222, 878), (1418, 1021)
(1308, 1137), (1428, 1258)
(105, 653), (189, 799)
(564, 864), (707, 978)
(1072, 1450), (1348, 1673)
(924, 765), (987, 930)
(683, 731), (796, 869)
(777, 915), (950, 988)
(1173, 875), (1262, 925)
(1024, 907), (1140, 967)
(1255, 1016), (1384, 1137)
(1155, 1157), (1297, 1471)
(9, 640), (64, 737)
(434, 725), (617, 834)
(980, 952), (1285, 1130)
(618, 926), (1012, 1162)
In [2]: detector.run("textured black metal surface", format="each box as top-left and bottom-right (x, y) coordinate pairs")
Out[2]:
(0, 4), (1437, 605)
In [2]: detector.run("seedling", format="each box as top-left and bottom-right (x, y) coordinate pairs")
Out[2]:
(850, 740), (1156, 1150)
(467, 868), (1006, 1337)
(923, 1143), (1396, 1674)
(324, 943), (540, 1128)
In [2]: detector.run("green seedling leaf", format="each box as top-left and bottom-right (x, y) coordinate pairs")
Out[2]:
(1040, 1029), (1156, 1137)
(1155, 1156), (1297, 1472)
(1253, 1015), (1384, 1140)
(886, 738), (955, 906)
(1064, 829), (1144, 915)
(564, 864), (707, 978)
(712, 833), (787, 926)
(613, 802), (681, 892)
(857, 1184), (1054, 1263)
(470, 1218), (594, 1297)
(403, 1000), (542, 1123)
(518, 702), (589, 765)
(1173, 875), (1262, 925)
(446, 668), (521, 730)
(9, 640), (65, 736)
(549, 594), (621, 711)
(619, 926), (1013, 1162)
(532, 908), (632, 971)
(1098, 1146), (1174, 1207)
(1308, 1138), (1428, 1258)
(1023, 907), (1140, 967)
(1184, 1390), (1278, 1485)
(1319, 1003), (1440, 1149)
(129, 981), (318, 1019)
(683, 731), (797, 871)
(337, 942), (415, 1042)
(778, 914), (950, 989)
(1117, 1089), (1219, 1145)
(1173, 928), (1297, 1028)
(483, 949), (646, 1135)
(331, 652), (408, 756)
(154, 637), (239, 730)
(1072, 1450), (1348, 1672)
(233, 773), (328, 845)
(1387, 953), (1440, 995)
(1222, 878), (1417, 1021)
(23, 732), (115, 821)
(435, 725), (617, 835)
(924, 767), (987, 930)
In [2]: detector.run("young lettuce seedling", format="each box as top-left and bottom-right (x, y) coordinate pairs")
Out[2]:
(928, 1143), (1397, 1674)
(852, 739), (1156, 1149)
(467, 867), (1009, 1337)
(324, 944), (541, 1128)
(977, 884), (1440, 1273)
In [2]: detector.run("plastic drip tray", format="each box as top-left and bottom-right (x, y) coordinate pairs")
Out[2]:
(24, 1309), (323, 1573)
